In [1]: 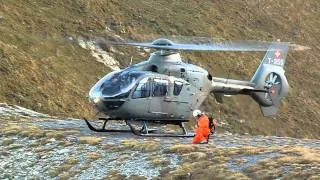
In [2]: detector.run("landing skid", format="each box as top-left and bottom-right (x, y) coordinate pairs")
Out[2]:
(83, 118), (194, 138)
(126, 120), (194, 138)
(84, 118), (131, 133)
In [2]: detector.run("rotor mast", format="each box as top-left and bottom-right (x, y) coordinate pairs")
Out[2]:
(148, 51), (182, 63)
(147, 38), (183, 63)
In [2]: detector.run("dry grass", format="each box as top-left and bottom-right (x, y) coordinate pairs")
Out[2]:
(1, 139), (14, 146)
(237, 146), (269, 155)
(163, 145), (318, 179)
(104, 143), (116, 150)
(182, 152), (207, 162)
(151, 158), (170, 167)
(7, 144), (23, 150)
(129, 175), (147, 180)
(135, 141), (160, 152)
(58, 140), (72, 146)
(166, 162), (193, 179)
(60, 171), (77, 180)
(166, 144), (198, 154)
(283, 173), (319, 180)
(241, 146), (320, 179)
(246, 162), (320, 180)
(29, 141), (41, 147)
(78, 136), (102, 145)
(48, 165), (73, 178)
(245, 165), (282, 179)
(77, 145), (85, 151)
(45, 131), (64, 140)
(2, 124), (22, 135)
(80, 162), (91, 171)
(8, 116), (20, 122)
(149, 155), (171, 167)
(120, 139), (139, 147)
(104, 170), (126, 180)
(64, 130), (80, 136)
(19, 125), (46, 138)
(118, 139), (160, 152)
(65, 157), (78, 165)
(164, 160), (249, 180)
(280, 146), (320, 163)
(48, 156), (79, 177)
(88, 152), (101, 161)
(117, 154), (131, 163)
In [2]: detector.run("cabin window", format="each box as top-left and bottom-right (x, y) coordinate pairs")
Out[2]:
(152, 79), (168, 97)
(132, 77), (151, 99)
(150, 65), (158, 72)
(173, 81), (183, 96)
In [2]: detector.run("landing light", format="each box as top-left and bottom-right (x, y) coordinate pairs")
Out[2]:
(93, 97), (101, 104)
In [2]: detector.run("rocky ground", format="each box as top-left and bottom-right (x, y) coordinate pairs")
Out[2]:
(0, 103), (319, 179)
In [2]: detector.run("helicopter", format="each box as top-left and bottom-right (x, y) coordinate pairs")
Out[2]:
(84, 37), (290, 137)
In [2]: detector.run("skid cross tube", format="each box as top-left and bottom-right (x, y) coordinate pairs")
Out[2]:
(126, 120), (194, 137)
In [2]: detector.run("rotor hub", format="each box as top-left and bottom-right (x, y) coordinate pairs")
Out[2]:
(151, 38), (174, 46)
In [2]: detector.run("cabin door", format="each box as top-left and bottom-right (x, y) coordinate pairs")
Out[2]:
(148, 78), (170, 118)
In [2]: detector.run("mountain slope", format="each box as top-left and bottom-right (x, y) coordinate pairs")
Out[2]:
(0, 0), (319, 138)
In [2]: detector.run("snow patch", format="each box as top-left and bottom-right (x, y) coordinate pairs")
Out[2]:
(290, 44), (311, 51)
(77, 38), (120, 71)
(0, 103), (50, 118)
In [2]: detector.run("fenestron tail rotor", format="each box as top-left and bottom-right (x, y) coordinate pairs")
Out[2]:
(264, 72), (282, 102)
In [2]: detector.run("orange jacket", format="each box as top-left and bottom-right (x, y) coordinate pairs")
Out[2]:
(193, 114), (211, 144)
(197, 114), (210, 129)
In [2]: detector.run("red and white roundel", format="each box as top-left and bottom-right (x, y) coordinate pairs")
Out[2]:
(269, 87), (277, 95)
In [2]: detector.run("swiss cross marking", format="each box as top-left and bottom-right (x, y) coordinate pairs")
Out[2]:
(275, 50), (281, 59)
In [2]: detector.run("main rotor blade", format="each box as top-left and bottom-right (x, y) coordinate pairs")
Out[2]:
(93, 37), (289, 52)
(0, 26), (302, 52)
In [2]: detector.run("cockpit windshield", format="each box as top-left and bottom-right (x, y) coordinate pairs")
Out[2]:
(94, 71), (145, 99)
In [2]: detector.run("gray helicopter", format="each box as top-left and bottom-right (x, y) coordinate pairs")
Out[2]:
(84, 38), (290, 137)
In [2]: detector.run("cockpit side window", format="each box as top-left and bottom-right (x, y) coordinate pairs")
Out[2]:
(132, 77), (151, 99)
(152, 79), (168, 97)
(173, 81), (183, 96)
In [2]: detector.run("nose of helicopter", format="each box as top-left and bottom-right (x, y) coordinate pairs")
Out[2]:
(89, 85), (127, 112)
(88, 94), (105, 111)
(88, 70), (146, 112)
(89, 95), (126, 112)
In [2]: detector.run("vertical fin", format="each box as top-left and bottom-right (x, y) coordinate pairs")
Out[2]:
(250, 41), (290, 116)
(259, 41), (289, 67)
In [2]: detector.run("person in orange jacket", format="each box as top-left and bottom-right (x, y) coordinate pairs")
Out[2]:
(192, 109), (211, 144)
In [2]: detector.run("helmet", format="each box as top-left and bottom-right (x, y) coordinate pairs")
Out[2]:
(192, 109), (202, 117)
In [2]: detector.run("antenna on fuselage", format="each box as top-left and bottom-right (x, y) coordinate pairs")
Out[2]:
(129, 56), (133, 66)
(225, 68), (232, 84)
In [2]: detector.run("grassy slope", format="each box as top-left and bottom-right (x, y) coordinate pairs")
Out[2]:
(0, 0), (319, 138)
(0, 1), (109, 117)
